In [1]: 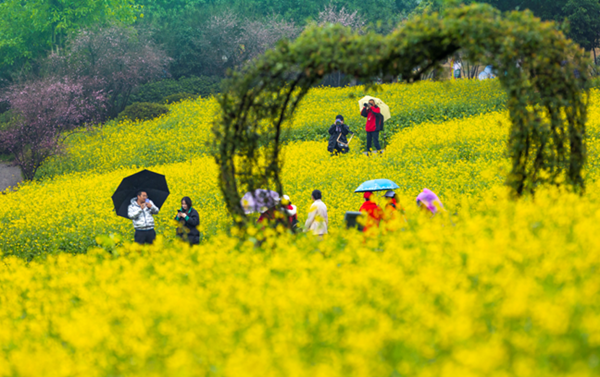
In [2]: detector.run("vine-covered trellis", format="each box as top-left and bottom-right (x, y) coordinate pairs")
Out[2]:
(214, 4), (589, 227)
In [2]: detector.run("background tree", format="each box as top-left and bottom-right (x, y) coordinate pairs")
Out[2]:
(48, 26), (171, 119)
(0, 78), (106, 180)
(478, 0), (600, 52)
(0, 0), (140, 83)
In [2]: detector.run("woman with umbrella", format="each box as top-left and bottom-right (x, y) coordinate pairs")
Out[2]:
(328, 115), (352, 155)
(359, 192), (383, 234)
(174, 197), (201, 245)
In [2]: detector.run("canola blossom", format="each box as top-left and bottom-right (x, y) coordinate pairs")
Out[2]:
(38, 79), (505, 178)
(1, 82), (600, 376)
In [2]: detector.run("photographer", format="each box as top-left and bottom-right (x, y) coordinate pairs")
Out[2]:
(174, 196), (200, 245)
(327, 115), (352, 155)
(361, 99), (383, 154)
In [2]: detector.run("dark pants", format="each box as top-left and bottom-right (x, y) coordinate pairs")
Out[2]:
(366, 131), (380, 152)
(177, 233), (200, 245)
(134, 229), (156, 245)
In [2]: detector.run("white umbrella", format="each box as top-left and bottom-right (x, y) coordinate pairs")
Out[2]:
(358, 96), (391, 122)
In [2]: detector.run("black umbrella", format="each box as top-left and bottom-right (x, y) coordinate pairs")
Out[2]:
(112, 170), (170, 219)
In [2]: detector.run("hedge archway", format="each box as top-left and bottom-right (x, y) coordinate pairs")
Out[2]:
(214, 3), (589, 226)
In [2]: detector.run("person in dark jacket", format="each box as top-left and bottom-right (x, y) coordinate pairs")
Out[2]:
(328, 115), (352, 155)
(361, 99), (384, 153)
(174, 196), (200, 245)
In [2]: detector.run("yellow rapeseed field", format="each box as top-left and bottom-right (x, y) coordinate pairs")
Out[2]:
(1, 83), (600, 376)
(38, 79), (505, 178)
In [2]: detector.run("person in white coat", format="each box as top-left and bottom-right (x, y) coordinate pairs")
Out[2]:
(128, 190), (159, 244)
(304, 189), (328, 237)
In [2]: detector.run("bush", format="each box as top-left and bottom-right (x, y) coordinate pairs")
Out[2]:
(128, 76), (222, 105)
(163, 92), (196, 104)
(118, 102), (169, 122)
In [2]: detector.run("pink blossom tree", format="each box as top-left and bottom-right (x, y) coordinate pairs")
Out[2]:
(0, 78), (106, 180)
(49, 26), (171, 119)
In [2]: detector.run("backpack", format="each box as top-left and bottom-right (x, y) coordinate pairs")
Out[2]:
(375, 112), (385, 132)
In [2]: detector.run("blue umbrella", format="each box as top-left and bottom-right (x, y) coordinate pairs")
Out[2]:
(354, 179), (399, 193)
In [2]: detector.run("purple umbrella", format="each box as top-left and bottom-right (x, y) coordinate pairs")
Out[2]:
(416, 188), (444, 214)
(241, 189), (280, 214)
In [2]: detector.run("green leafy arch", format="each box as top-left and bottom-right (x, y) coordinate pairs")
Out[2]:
(214, 4), (589, 225)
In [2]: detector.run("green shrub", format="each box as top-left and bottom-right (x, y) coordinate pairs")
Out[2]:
(118, 102), (169, 122)
(129, 76), (221, 105)
(163, 92), (196, 104)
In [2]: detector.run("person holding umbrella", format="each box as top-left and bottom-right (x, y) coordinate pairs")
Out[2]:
(359, 97), (391, 154)
(128, 191), (160, 245)
(359, 191), (383, 234)
(112, 169), (170, 245)
(174, 196), (200, 245)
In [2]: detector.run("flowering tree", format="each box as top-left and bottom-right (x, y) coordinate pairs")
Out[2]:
(191, 13), (300, 77)
(315, 4), (366, 33)
(0, 78), (106, 180)
(49, 26), (171, 119)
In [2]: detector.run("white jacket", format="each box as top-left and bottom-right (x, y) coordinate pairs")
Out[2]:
(304, 199), (328, 235)
(128, 198), (159, 230)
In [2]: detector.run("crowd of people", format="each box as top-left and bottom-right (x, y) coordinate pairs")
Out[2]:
(125, 96), (445, 245)
(126, 187), (444, 245)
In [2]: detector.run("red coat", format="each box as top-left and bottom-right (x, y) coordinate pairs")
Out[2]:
(363, 106), (381, 132)
(359, 200), (383, 233)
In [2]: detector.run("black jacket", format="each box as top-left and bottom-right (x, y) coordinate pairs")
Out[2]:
(327, 123), (351, 152)
(174, 207), (200, 244)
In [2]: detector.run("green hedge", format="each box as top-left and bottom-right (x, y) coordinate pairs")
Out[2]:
(129, 76), (221, 105)
(163, 92), (196, 104)
(118, 102), (169, 122)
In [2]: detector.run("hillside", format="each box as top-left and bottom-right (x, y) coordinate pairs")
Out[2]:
(2, 85), (600, 258)
(37, 80), (505, 179)
(2, 82), (600, 376)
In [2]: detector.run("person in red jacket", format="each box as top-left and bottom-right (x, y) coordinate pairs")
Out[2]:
(360, 99), (382, 153)
(359, 191), (383, 234)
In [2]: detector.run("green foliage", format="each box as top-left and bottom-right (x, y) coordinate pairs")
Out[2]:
(128, 76), (221, 104)
(163, 93), (196, 104)
(118, 102), (169, 122)
(0, 0), (140, 81)
(215, 3), (590, 227)
(479, 0), (600, 51)
(136, 0), (417, 25)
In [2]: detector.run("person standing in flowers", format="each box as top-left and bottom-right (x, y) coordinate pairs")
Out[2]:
(174, 197), (200, 245)
(361, 99), (383, 154)
(383, 190), (406, 230)
(327, 115), (352, 155)
(128, 191), (159, 245)
(282, 195), (300, 232)
(416, 188), (445, 215)
(359, 192), (383, 234)
(383, 190), (404, 217)
(304, 190), (328, 237)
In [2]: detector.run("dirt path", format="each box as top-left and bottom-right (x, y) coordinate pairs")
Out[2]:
(0, 162), (22, 192)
